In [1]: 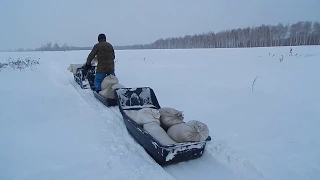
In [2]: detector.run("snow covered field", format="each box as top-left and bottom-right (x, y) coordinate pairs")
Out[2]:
(0, 46), (319, 180)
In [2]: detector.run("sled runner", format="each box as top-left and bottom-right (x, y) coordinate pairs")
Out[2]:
(114, 87), (211, 166)
(74, 66), (118, 107)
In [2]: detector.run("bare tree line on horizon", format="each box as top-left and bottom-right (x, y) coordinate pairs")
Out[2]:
(4, 20), (320, 52)
(144, 20), (320, 49)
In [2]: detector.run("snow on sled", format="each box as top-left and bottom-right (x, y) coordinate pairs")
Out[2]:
(114, 87), (212, 166)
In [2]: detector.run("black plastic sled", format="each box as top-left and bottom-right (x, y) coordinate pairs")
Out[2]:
(74, 66), (118, 107)
(114, 87), (211, 166)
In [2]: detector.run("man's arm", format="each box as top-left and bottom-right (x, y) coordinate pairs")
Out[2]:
(108, 43), (115, 60)
(112, 48), (115, 59)
(86, 44), (98, 65)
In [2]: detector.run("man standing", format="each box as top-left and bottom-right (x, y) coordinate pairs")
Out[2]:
(84, 33), (115, 92)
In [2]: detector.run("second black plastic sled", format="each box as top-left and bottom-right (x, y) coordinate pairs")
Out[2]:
(114, 87), (212, 166)
(74, 66), (118, 107)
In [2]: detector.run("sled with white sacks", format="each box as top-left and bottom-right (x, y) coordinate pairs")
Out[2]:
(68, 63), (122, 107)
(114, 87), (212, 166)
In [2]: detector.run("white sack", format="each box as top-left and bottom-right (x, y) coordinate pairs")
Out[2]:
(123, 108), (160, 125)
(107, 83), (126, 99)
(112, 83), (125, 90)
(111, 83), (126, 97)
(137, 108), (160, 125)
(123, 110), (139, 121)
(159, 107), (184, 128)
(167, 120), (210, 142)
(98, 87), (114, 99)
(101, 75), (119, 90)
(99, 83), (125, 99)
(143, 122), (177, 146)
(135, 108), (161, 125)
(67, 64), (83, 75)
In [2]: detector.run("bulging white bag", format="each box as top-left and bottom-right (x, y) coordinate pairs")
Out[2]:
(167, 120), (210, 143)
(101, 75), (119, 90)
(99, 83), (125, 99)
(123, 108), (160, 125)
(159, 107), (184, 129)
(123, 110), (139, 121)
(143, 122), (177, 146)
(67, 64), (83, 75)
(111, 83), (125, 90)
(135, 108), (161, 125)
(110, 83), (125, 99)
(98, 87), (114, 99)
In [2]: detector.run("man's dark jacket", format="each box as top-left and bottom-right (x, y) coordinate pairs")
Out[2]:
(86, 41), (115, 73)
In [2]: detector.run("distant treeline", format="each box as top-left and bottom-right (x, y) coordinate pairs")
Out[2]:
(143, 21), (320, 49)
(3, 42), (140, 52)
(5, 20), (320, 52)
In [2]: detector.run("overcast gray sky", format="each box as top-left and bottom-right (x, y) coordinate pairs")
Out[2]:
(0, 0), (319, 50)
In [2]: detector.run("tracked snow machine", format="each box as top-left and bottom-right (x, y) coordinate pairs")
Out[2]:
(72, 65), (212, 166)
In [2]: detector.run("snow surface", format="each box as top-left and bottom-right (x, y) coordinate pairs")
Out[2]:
(1, 45), (320, 180)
